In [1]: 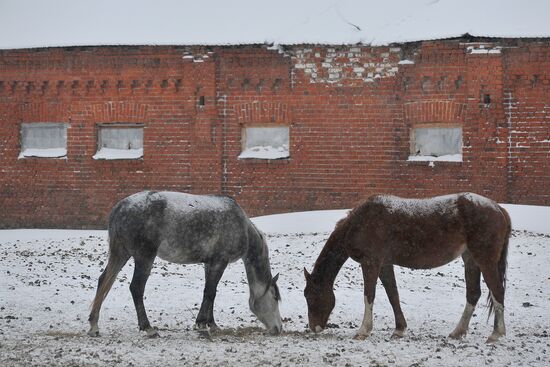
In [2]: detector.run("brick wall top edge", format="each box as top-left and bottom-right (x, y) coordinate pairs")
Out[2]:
(2, 37), (550, 54)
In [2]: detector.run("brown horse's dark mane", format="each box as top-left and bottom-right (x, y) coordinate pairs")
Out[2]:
(310, 197), (385, 284)
(310, 195), (383, 273)
(310, 211), (354, 285)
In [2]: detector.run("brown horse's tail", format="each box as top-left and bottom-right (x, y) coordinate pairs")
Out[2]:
(487, 206), (512, 318)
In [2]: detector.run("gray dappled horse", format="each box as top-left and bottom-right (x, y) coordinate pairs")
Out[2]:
(88, 191), (282, 337)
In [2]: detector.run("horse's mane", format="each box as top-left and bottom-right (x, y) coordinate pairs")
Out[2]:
(333, 195), (377, 232)
(313, 195), (385, 272)
(311, 206), (363, 279)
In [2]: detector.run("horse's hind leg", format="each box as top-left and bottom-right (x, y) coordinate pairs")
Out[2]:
(480, 266), (506, 343)
(379, 265), (407, 338)
(195, 261), (228, 331)
(88, 248), (130, 337)
(130, 254), (158, 338)
(450, 251), (481, 339)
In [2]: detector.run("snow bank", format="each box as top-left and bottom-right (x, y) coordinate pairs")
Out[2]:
(1, 203), (546, 240)
(252, 209), (348, 234)
(252, 204), (550, 235)
(500, 203), (550, 235)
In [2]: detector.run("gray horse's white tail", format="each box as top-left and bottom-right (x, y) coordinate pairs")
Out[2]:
(88, 234), (130, 336)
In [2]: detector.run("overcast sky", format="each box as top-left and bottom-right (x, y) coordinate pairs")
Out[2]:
(0, 0), (548, 49)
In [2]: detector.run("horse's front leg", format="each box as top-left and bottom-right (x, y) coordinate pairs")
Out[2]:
(354, 261), (381, 340)
(195, 261), (228, 331)
(379, 264), (407, 338)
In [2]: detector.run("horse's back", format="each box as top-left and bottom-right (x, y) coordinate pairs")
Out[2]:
(344, 192), (508, 268)
(109, 191), (251, 263)
(366, 192), (504, 219)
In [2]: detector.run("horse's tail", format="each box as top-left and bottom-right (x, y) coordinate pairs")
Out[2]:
(89, 218), (130, 324)
(487, 206), (511, 318)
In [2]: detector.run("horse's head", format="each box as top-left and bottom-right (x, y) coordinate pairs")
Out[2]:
(250, 273), (282, 335)
(303, 268), (335, 333)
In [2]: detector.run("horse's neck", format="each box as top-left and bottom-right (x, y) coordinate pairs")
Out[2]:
(311, 225), (349, 287)
(243, 225), (272, 297)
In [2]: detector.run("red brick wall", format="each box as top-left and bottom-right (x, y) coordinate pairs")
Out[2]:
(0, 40), (548, 228)
(503, 44), (550, 205)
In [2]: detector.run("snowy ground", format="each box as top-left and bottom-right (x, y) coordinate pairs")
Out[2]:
(1, 209), (549, 366)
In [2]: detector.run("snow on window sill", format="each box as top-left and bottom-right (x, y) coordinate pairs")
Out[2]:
(407, 154), (462, 163)
(93, 148), (143, 160)
(18, 148), (67, 159)
(238, 145), (289, 160)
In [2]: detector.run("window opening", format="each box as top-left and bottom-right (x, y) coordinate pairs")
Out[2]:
(238, 126), (289, 160)
(408, 126), (462, 162)
(93, 124), (144, 160)
(19, 122), (68, 159)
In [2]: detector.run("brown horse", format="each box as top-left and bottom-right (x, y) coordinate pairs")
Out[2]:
(304, 192), (511, 343)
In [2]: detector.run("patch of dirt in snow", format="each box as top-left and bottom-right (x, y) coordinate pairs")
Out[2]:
(0, 230), (549, 366)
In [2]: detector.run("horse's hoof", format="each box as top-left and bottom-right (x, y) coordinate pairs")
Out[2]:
(449, 330), (466, 340)
(196, 329), (213, 341)
(391, 330), (405, 339)
(486, 333), (503, 344)
(353, 334), (368, 341)
(208, 324), (220, 333)
(146, 329), (160, 338)
(87, 329), (99, 337)
(194, 323), (208, 331)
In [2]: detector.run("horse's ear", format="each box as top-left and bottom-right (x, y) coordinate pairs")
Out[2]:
(272, 273), (279, 283)
(303, 267), (311, 281)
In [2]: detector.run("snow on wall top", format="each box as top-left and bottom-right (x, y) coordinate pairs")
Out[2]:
(0, 0), (548, 50)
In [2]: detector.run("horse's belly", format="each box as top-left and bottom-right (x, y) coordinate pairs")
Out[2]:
(157, 240), (202, 264)
(156, 238), (244, 264)
(393, 241), (467, 269)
